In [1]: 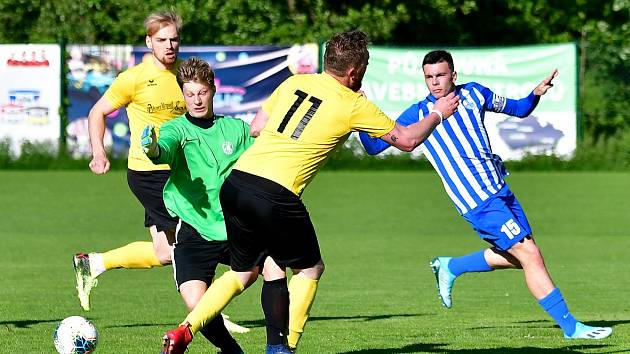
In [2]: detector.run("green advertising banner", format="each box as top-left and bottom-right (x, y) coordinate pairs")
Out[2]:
(362, 43), (577, 160)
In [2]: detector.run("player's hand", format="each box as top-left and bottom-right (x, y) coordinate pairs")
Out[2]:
(433, 92), (459, 122)
(89, 154), (110, 175)
(141, 124), (159, 158)
(534, 69), (558, 96)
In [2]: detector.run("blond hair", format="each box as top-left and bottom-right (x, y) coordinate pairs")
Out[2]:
(177, 57), (216, 90)
(144, 11), (182, 36)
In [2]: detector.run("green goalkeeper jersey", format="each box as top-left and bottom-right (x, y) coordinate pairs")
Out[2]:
(151, 114), (254, 241)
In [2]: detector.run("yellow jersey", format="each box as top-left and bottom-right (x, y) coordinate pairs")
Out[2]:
(104, 60), (186, 171)
(234, 72), (395, 196)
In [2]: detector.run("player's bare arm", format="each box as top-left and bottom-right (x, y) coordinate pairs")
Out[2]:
(381, 92), (459, 151)
(250, 109), (270, 137)
(87, 96), (117, 175)
(534, 69), (558, 96)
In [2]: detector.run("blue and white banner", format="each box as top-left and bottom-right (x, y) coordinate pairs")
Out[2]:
(66, 44), (319, 157)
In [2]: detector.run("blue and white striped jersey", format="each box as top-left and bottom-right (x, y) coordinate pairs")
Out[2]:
(360, 82), (539, 215)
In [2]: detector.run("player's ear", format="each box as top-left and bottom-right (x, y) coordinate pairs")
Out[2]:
(145, 36), (152, 50)
(452, 70), (457, 84)
(346, 66), (357, 79)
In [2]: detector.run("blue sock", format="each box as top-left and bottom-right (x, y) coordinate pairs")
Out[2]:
(447, 250), (493, 277)
(538, 288), (577, 336)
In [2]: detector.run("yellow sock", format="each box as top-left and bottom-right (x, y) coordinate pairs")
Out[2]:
(102, 241), (161, 270)
(184, 271), (244, 334)
(288, 274), (319, 349)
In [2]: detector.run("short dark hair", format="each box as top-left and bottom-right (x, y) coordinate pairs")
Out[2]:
(177, 57), (216, 90)
(422, 50), (454, 71)
(324, 30), (369, 76)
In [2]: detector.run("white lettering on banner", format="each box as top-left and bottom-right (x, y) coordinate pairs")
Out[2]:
(488, 81), (565, 102)
(456, 52), (509, 76)
(387, 52), (422, 75)
(363, 81), (427, 102)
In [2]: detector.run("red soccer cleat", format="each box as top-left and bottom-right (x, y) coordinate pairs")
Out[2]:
(161, 323), (193, 354)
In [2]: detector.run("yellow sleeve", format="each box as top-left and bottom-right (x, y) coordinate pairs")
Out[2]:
(261, 81), (281, 114)
(103, 70), (135, 109)
(349, 94), (396, 138)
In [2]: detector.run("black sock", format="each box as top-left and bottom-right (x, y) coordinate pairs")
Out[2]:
(199, 315), (241, 353)
(261, 278), (289, 345)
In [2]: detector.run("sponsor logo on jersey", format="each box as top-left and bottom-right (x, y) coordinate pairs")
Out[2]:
(146, 101), (185, 115)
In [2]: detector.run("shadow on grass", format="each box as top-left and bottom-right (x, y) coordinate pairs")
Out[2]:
(340, 343), (620, 354)
(233, 313), (431, 329)
(0, 319), (63, 330)
(470, 319), (630, 330)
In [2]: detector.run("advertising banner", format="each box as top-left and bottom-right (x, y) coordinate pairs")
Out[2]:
(66, 45), (134, 157)
(133, 44), (318, 120)
(0, 44), (61, 155)
(65, 44), (319, 157)
(361, 43), (577, 159)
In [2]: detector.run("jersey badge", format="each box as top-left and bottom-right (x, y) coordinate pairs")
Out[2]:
(222, 141), (234, 155)
(463, 96), (476, 110)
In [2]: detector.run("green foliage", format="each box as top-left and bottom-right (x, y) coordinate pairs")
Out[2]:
(0, 0), (628, 146)
(2, 133), (628, 171)
(0, 139), (126, 170)
(0, 138), (13, 169)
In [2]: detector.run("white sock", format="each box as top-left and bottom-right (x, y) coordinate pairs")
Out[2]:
(88, 253), (106, 278)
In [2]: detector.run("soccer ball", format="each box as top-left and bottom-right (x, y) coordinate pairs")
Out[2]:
(53, 316), (98, 354)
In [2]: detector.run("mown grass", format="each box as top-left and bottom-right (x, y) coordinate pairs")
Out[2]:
(0, 171), (628, 353)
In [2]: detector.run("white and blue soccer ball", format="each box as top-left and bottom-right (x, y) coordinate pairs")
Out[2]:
(53, 316), (98, 354)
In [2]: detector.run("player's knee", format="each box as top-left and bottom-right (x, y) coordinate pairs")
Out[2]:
(511, 237), (543, 266)
(313, 260), (325, 278)
(154, 245), (172, 265)
(298, 259), (324, 280)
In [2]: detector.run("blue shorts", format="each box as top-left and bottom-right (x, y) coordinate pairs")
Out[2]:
(462, 185), (532, 251)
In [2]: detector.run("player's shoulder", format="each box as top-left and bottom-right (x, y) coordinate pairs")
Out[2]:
(282, 73), (319, 86)
(160, 113), (187, 128)
(214, 114), (238, 122)
(214, 115), (248, 127)
(458, 82), (492, 94)
(122, 61), (149, 76)
(112, 62), (148, 85)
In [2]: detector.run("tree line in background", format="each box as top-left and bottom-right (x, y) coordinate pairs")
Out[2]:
(1, 0), (628, 151)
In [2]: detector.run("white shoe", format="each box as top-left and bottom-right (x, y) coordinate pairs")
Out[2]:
(565, 322), (613, 339)
(429, 257), (456, 309)
(221, 313), (250, 333)
(73, 253), (98, 311)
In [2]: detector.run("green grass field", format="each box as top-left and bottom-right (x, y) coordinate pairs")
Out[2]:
(1, 170), (629, 353)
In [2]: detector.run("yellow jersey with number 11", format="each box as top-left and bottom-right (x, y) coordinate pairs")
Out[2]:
(234, 72), (395, 196)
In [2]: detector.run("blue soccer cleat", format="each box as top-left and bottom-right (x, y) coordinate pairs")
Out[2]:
(430, 257), (456, 309)
(265, 343), (294, 354)
(565, 322), (613, 339)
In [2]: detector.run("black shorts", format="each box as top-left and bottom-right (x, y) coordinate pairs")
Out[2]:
(219, 170), (322, 272)
(172, 220), (231, 289)
(127, 169), (178, 232)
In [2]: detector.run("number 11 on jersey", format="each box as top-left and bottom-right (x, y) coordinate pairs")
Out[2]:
(277, 90), (322, 140)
